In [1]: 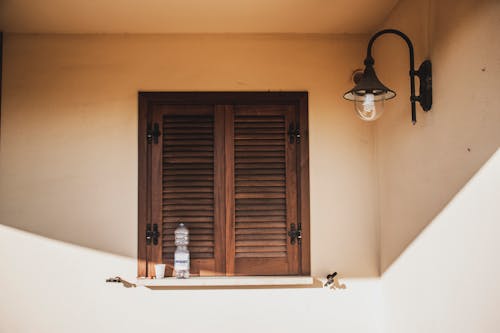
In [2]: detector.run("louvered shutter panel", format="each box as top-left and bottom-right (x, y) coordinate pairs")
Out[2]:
(151, 105), (225, 276)
(140, 94), (308, 278)
(229, 105), (300, 275)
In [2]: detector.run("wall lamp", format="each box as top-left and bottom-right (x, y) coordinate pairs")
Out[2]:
(343, 29), (432, 124)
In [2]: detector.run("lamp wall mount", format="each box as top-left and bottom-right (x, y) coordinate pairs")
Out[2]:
(351, 69), (364, 84)
(416, 59), (432, 112)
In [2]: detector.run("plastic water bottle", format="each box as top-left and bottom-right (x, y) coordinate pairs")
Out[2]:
(174, 223), (190, 278)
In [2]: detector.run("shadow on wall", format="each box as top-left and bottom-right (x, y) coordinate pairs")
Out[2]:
(383, 148), (500, 274)
(381, 147), (500, 332)
(376, 0), (500, 272)
(0, 109), (138, 258)
(0, 32), (380, 278)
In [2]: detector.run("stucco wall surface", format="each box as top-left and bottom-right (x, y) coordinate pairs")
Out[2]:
(1, 0), (499, 331)
(0, 34), (379, 277)
(0, 34), (382, 332)
(375, 0), (500, 271)
(381, 149), (500, 332)
(378, 0), (500, 331)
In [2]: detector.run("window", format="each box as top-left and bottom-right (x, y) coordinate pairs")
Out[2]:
(138, 92), (310, 277)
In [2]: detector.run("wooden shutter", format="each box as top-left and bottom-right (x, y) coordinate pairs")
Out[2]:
(227, 105), (300, 275)
(139, 92), (310, 278)
(151, 105), (225, 276)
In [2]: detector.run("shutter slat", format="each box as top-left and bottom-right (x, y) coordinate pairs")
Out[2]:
(164, 163), (213, 170)
(164, 134), (213, 140)
(164, 181), (213, 187)
(235, 222), (286, 228)
(235, 204), (285, 210)
(164, 158), (214, 164)
(235, 146), (284, 152)
(164, 175), (214, 181)
(163, 188), (213, 193)
(235, 116), (284, 122)
(163, 199), (213, 205)
(235, 157), (285, 163)
(234, 193), (285, 199)
(235, 210), (285, 216)
(235, 198), (285, 205)
(236, 186), (285, 193)
(236, 175), (285, 181)
(164, 246), (215, 253)
(163, 228), (214, 235)
(236, 239), (286, 247)
(162, 169), (214, 175)
(162, 114), (216, 260)
(235, 168), (285, 175)
(163, 205), (214, 211)
(236, 163), (284, 169)
(163, 193), (214, 199)
(163, 240), (214, 247)
(164, 145), (214, 151)
(236, 243), (286, 253)
(235, 134), (285, 140)
(235, 122), (285, 128)
(164, 217), (213, 223)
(163, 116), (213, 122)
(164, 152), (214, 157)
(162, 211), (214, 217)
(236, 234), (287, 241)
(236, 246), (287, 252)
(164, 123), (213, 128)
(236, 252), (287, 258)
(235, 228), (286, 235)
(235, 139), (284, 146)
(164, 140), (213, 146)
(164, 128), (213, 134)
(235, 216), (286, 222)
(233, 151), (285, 157)
(235, 129), (285, 134)
(164, 234), (214, 241)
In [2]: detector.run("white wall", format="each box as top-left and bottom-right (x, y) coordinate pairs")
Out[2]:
(382, 150), (500, 332)
(0, 224), (383, 333)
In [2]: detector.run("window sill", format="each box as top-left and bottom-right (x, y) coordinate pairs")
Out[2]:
(136, 276), (318, 289)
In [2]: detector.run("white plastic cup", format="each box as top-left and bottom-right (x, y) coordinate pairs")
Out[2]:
(155, 264), (166, 279)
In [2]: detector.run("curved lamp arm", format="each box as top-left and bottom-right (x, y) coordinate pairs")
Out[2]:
(364, 29), (431, 124)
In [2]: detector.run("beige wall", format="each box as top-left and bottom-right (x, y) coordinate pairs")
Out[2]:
(0, 34), (379, 278)
(0, 34), (383, 332)
(1, 0), (499, 330)
(375, 0), (500, 271)
(378, 0), (500, 331)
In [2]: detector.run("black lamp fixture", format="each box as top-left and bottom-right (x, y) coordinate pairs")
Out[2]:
(343, 29), (432, 124)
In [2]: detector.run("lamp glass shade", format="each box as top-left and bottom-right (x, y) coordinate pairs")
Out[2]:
(354, 93), (386, 121)
(343, 65), (396, 122)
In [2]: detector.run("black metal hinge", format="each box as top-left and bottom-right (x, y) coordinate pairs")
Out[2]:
(146, 223), (160, 245)
(288, 223), (302, 245)
(288, 123), (301, 144)
(146, 123), (161, 144)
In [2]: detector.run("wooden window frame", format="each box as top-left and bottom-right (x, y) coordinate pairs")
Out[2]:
(138, 92), (310, 277)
